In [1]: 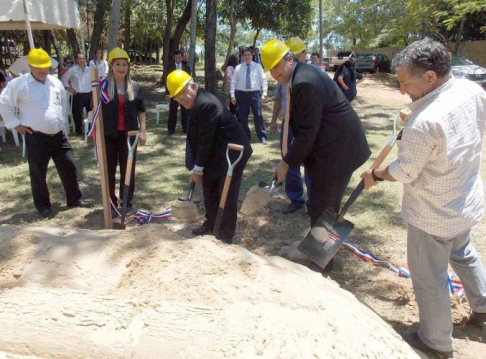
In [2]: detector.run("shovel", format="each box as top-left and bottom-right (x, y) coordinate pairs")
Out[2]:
(171, 182), (199, 222)
(213, 143), (245, 238)
(298, 113), (401, 269)
(121, 130), (140, 226)
(258, 174), (282, 197)
(178, 182), (195, 202)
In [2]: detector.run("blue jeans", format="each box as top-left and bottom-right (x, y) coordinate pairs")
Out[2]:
(407, 224), (486, 352)
(280, 121), (310, 206)
(235, 90), (267, 142)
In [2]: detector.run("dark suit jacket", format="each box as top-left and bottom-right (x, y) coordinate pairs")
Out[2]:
(167, 62), (191, 76)
(284, 62), (371, 184)
(187, 88), (252, 179)
(102, 81), (145, 138)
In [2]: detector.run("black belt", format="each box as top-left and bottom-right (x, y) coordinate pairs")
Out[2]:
(31, 130), (63, 137)
(236, 90), (260, 93)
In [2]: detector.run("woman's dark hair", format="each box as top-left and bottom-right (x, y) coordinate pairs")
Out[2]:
(227, 54), (238, 68)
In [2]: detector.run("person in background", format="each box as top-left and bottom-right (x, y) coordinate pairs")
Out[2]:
(60, 57), (73, 79)
(0, 68), (6, 94)
(286, 37), (307, 64)
(0, 48), (92, 217)
(89, 48), (108, 77)
(167, 70), (252, 244)
(310, 52), (326, 72)
(102, 48), (146, 218)
(230, 48), (268, 144)
(361, 38), (486, 358)
(224, 55), (240, 121)
(181, 47), (188, 66)
(337, 60), (364, 102)
(253, 47), (262, 67)
(166, 50), (191, 135)
(62, 52), (92, 136)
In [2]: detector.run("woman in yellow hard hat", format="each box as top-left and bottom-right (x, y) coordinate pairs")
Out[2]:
(102, 47), (147, 218)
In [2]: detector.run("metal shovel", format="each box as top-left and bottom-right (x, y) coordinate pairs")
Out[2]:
(258, 174), (282, 197)
(121, 130), (140, 226)
(298, 113), (401, 269)
(213, 143), (245, 239)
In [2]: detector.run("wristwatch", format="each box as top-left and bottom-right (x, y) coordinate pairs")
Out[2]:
(371, 169), (384, 182)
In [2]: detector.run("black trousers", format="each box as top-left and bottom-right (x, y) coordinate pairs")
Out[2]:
(306, 164), (353, 227)
(229, 100), (240, 121)
(168, 98), (188, 134)
(105, 131), (137, 208)
(72, 92), (92, 134)
(26, 131), (82, 211)
(202, 169), (244, 242)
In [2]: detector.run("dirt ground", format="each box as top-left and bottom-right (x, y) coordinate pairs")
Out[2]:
(0, 69), (485, 358)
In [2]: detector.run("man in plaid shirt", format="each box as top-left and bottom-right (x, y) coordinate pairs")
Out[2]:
(362, 38), (486, 358)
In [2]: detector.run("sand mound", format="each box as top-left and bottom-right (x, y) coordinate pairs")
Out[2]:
(171, 201), (199, 222)
(0, 224), (419, 358)
(240, 186), (271, 215)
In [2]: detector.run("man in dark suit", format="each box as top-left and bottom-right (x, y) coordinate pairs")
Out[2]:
(262, 39), (371, 269)
(166, 70), (252, 243)
(167, 50), (191, 135)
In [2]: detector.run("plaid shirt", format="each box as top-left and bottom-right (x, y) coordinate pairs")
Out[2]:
(389, 78), (486, 237)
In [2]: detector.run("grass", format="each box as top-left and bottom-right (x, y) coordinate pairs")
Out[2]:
(0, 65), (485, 356)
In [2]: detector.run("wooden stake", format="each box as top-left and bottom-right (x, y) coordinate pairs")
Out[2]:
(90, 67), (113, 229)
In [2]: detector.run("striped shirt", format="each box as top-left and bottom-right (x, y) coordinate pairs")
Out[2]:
(389, 78), (486, 237)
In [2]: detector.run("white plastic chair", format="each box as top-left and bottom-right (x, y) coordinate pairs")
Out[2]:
(156, 103), (169, 124)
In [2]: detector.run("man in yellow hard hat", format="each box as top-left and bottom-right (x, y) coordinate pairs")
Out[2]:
(286, 37), (307, 64)
(261, 39), (371, 271)
(167, 70), (252, 243)
(0, 48), (92, 217)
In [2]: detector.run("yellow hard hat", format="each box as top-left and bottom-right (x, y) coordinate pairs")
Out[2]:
(285, 37), (306, 55)
(27, 48), (51, 68)
(108, 47), (130, 63)
(167, 70), (192, 98)
(261, 40), (290, 71)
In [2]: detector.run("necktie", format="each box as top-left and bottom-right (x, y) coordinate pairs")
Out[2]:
(245, 64), (251, 90)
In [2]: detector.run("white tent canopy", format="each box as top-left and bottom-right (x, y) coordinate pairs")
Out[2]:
(0, 0), (80, 31)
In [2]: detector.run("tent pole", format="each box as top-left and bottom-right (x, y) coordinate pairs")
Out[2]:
(23, 0), (35, 50)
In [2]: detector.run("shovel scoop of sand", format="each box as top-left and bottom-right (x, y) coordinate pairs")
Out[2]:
(240, 186), (271, 216)
(171, 201), (199, 222)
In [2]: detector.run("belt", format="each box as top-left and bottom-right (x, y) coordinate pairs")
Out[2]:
(236, 90), (260, 93)
(31, 130), (63, 137)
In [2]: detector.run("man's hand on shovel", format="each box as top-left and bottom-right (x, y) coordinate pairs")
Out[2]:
(189, 172), (203, 185)
(275, 160), (289, 183)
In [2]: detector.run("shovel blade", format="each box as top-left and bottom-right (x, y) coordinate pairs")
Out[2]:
(298, 208), (354, 270)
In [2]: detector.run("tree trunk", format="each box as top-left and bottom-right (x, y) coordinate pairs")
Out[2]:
(67, 28), (80, 55)
(205, 0), (217, 93)
(162, 0), (175, 88)
(252, 28), (261, 48)
(107, 0), (123, 52)
(50, 30), (62, 75)
(43, 30), (51, 55)
(188, 0), (198, 77)
(224, 0), (236, 69)
(453, 16), (466, 54)
(171, 0), (192, 69)
(124, 0), (131, 51)
(89, 0), (110, 61)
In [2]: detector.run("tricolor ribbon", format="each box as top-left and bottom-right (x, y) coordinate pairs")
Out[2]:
(342, 241), (465, 298)
(86, 77), (111, 138)
(132, 207), (172, 224)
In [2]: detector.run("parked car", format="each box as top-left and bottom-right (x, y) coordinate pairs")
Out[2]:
(0, 38), (19, 58)
(329, 51), (355, 72)
(451, 54), (486, 89)
(354, 53), (391, 74)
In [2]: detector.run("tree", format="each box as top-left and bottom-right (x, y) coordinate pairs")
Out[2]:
(188, 0), (198, 76)
(89, 0), (111, 60)
(205, 0), (217, 93)
(107, 0), (123, 52)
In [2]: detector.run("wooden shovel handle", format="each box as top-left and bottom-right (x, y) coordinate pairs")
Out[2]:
(369, 144), (393, 170)
(127, 130), (138, 137)
(228, 143), (244, 151)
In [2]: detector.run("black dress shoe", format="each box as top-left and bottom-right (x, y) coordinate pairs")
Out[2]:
(469, 311), (486, 327)
(68, 199), (94, 208)
(39, 207), (53, 218)
(401, 332), (453, 358)
(283, 202), (303, 215)
(192, 224), (213, 236)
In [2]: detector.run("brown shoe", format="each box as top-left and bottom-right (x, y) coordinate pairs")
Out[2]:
(402, 332), (453, 358)
(469, 311), (486, 327)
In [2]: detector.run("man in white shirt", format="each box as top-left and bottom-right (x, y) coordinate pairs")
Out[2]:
(0, 49), (92, 218)
(62, 52), (92, 136)
(166, 50), (191, 135)
(230, 48), (268, 144)
(362, 38), (486, 358)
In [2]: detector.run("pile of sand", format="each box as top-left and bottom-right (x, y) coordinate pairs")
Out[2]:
(240, 185), (271, 215)
(0, 224), (420, 358)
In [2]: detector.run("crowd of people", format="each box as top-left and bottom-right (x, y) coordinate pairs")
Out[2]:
(0, 37), (485, 359)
